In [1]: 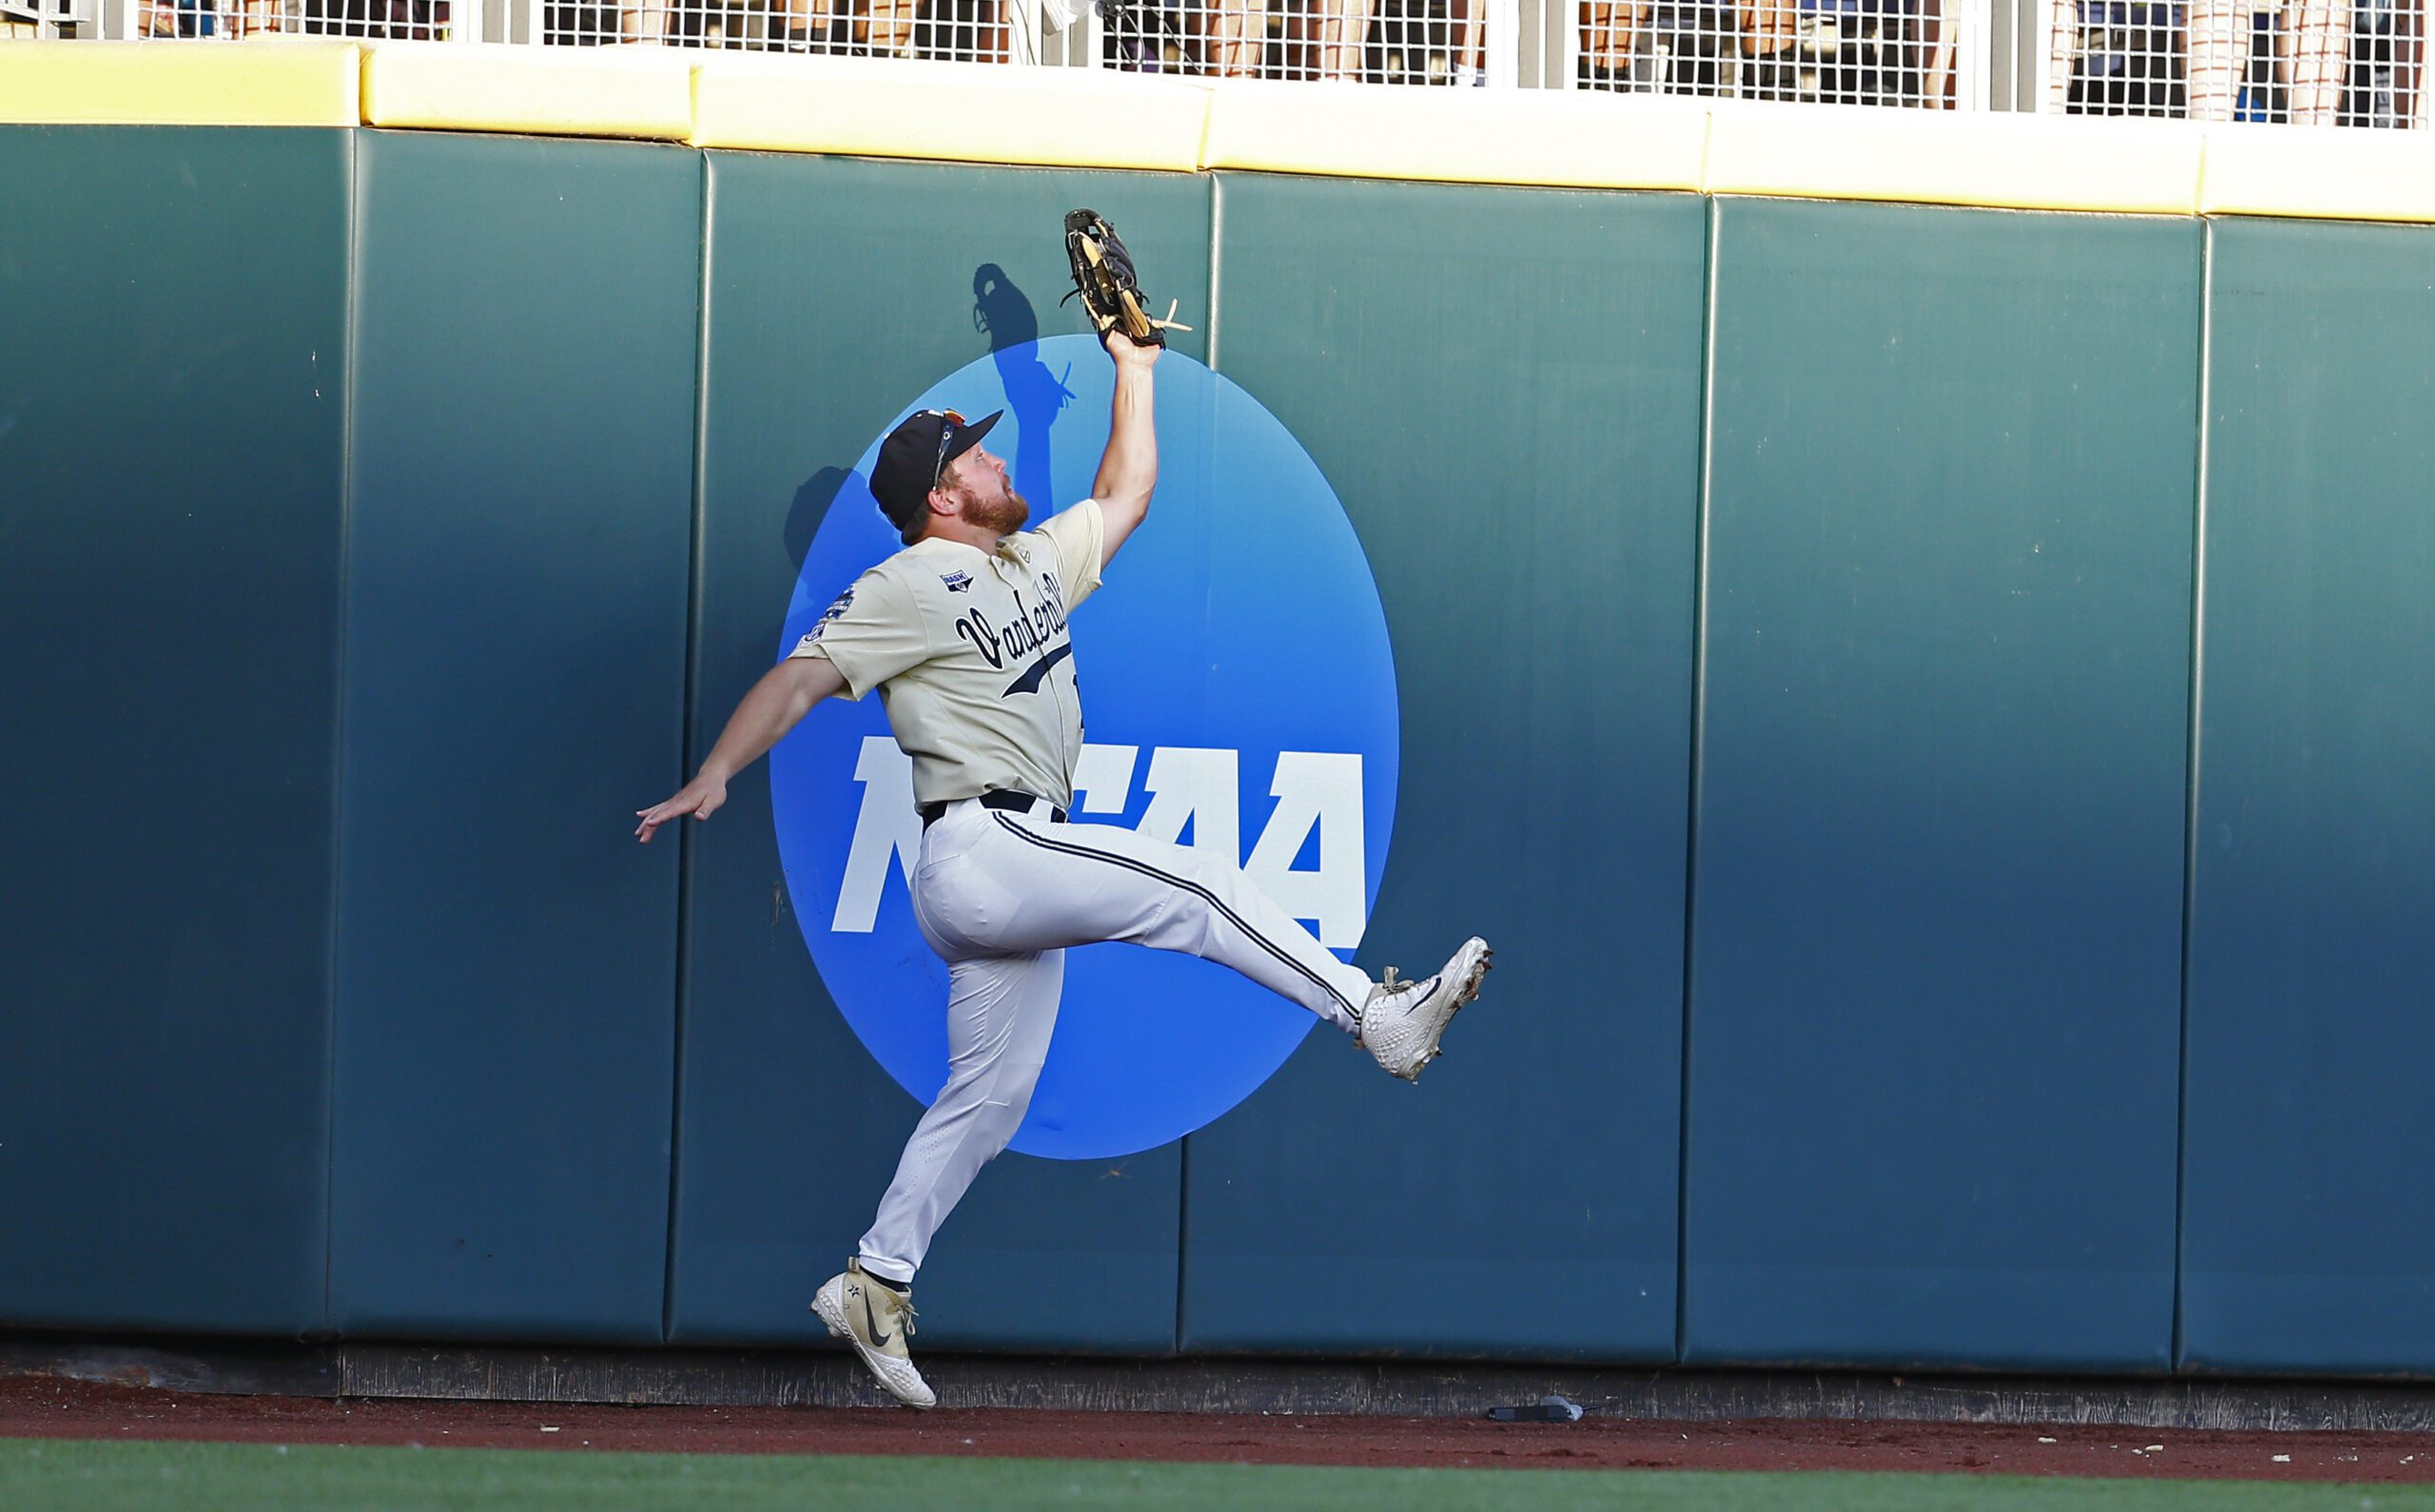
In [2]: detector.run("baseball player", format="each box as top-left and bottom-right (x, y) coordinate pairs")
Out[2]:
(634, 330), (1490, 1409)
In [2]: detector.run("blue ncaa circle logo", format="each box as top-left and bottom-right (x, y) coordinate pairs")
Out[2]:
(771, 335), (1398, 1160)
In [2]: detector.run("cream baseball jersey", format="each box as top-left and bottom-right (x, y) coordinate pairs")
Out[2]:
(790, 498), (1105, 809)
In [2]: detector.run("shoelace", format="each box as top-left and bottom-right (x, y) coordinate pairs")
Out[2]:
(865, 1282), (918, 1339)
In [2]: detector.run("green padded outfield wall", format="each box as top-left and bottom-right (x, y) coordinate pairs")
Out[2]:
(324, 132), (700, 1343)
(1178, 176), (1703, 1362)
(1684, 201), (2199, 1371)
(2181, 218), (2435, 1376)
(8, 123), (2435, 1380)
(0, 127), (351, 1336)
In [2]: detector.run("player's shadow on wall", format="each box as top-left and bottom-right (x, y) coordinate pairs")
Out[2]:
(785, 466), (857, 574)
(782, 264), (1076, 574)
(972, 263), (1075, 508)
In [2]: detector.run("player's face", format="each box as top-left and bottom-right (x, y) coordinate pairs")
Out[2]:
(940, 445), (1029, 535)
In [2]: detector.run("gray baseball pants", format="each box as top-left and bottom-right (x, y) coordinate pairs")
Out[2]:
(855, 794), (1372, 1283)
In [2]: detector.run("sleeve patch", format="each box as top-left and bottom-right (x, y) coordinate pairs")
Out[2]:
(799, 587), (853, 647)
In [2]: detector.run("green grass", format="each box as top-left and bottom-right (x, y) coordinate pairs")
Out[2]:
(2, 1440), (2429, 1511)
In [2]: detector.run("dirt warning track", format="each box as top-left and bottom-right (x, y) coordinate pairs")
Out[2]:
(9, 1370), (2435, 1483)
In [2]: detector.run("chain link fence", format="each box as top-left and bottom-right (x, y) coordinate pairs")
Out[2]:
(2040, 0), (2423, 124)
(530, 0), (1507, 74)
(26, 0), (2428, 129)
(1572, 0), (1974, 105)
(1092, 0), (1496, 80)
(78, 0), (465, 37)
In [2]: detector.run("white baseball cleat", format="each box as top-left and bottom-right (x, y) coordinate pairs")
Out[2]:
(811, 1261), (936, 1409)
(1357, 936), (1492, 1082)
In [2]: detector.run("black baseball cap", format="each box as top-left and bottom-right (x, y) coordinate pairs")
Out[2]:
(871, 407), (1003, 541)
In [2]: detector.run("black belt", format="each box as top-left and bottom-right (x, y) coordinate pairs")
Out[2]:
(920, 790), (1068, 828)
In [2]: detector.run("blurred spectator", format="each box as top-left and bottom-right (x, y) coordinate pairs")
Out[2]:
(656, 0), (918, 52)
(1449, 0), (1484, 82)
(2319, 0), (2421, 123)
(914, 0), (1005, 59)
(2185, 0), (2250, 114)
(1315, 0), (1373, 76)
(778, 0), (832, 48)
(1578, 0), (1732, 92)
(2280, 0), (2346, 119)
(865, 0), (918, 52)
(1740, 0), (1799, 96)
(1275, 0), (1315, 75)
(1371, 0), (1466, 81)
(1797, 0), (1923, 104)
(146, 0), (283, 33)
(1577, 0), (1946, 101)
(143, 0), (448, 31)
(2052, 0), (2420, 122)
(1579, 0), (1637, 85)
(1639, 0), (1734, 92)
(1098, 0), (1189, 68)
(1918, 0), (1954, 100)
(2052, 0), (2187, 114)
(1209, 0), (1265, 73)
(145, 0), (219, 32)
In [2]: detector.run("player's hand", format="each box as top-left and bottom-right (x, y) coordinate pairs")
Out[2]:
(635, 777), (728, 843)
(1103, 329), (1161, 370)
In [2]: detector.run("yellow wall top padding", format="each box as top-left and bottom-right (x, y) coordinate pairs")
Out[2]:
(1200, 80), (1709, 192)
(361, 41), (695, 142)
(2201, 125), (2435, 223)
(17, 42), (2435, 228)
(691, 53), (1211, 173)
(1704, 105), (2206, 217)
(0, 39), (360, 127)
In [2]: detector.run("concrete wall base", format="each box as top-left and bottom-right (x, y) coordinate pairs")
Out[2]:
(9, 1333), (2435, 1433)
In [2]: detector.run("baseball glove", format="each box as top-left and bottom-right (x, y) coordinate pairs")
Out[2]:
(1062, 208), (1191, 347)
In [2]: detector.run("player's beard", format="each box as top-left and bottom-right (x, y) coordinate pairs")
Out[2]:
(960, 488), (1030, 537)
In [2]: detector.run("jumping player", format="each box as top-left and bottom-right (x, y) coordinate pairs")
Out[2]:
(635, 331), (1490, 1408)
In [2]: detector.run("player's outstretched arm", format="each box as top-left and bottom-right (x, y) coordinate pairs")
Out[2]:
(1091, 330), (1159, 566)
(634, 653), (846, 843)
